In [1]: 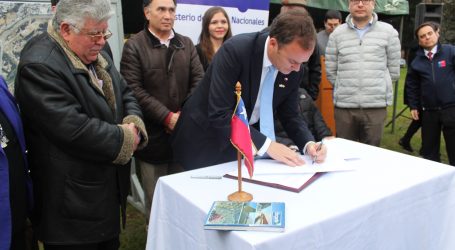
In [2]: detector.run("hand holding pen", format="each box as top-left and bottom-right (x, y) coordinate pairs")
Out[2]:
(310, 140), (327, 165)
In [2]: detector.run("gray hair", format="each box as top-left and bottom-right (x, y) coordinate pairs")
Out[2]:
(52, 0), (113, 32)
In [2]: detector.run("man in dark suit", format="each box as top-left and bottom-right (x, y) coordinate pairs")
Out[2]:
(172, 10), (327, 170)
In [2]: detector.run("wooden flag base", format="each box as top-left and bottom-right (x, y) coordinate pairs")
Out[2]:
(228, 191), (253, 202)
(227, 151), (253, 202)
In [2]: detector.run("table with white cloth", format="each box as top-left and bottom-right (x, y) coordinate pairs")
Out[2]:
(146, 138), (455, 250)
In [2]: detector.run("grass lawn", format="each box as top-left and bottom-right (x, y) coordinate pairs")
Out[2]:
(120, 205), (148, 250)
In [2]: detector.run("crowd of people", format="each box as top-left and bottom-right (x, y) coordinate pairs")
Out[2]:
(1, 0), (454, 249)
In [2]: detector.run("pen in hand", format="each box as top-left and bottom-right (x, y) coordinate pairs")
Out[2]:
(312, 141), (324, 165)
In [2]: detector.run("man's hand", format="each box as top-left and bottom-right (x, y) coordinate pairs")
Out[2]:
(410, 109), (419, 121)
(306, 141), (327, 164)
(166, 112), (180, 133)
(266, 141), (305, 166)
(122, 123), (140, 151)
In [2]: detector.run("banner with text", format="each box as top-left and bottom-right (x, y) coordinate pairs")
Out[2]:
(174, 0), (270, 44)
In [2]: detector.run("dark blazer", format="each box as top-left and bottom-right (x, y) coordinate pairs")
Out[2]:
(172, 31), (314, 170)
(0, 76), (31, 249)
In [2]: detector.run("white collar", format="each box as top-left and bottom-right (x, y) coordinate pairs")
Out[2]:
(425, 45), (438, 57)
(148, 28), (175, 46)
(262, 36), (273, 69)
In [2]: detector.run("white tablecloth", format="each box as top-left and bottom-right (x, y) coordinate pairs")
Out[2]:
(146, 138), (455, 250)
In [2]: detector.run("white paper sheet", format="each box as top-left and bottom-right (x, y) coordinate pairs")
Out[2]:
(226, 139), (357, 190)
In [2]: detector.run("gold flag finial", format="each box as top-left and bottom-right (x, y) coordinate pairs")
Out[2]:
(235, 82), (242, 95)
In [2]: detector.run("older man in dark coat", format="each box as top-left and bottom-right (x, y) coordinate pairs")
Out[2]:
(14, 0), (148, 248)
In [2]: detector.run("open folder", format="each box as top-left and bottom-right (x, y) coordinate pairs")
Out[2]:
(224, 141), (356, 192)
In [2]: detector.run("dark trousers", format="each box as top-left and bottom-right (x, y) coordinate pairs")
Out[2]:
(421, 108), (455, 166)
(402, 119), (421, 142)
(44, 237), (119, 250)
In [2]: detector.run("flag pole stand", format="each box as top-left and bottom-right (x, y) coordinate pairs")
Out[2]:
(228, 151), (253, 202)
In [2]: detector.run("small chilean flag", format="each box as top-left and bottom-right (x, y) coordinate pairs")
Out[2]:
(230, 93), (254, 178)
(438, 60), (446, 68)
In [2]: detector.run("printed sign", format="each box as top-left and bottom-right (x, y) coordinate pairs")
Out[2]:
(174, 0), (270, 44)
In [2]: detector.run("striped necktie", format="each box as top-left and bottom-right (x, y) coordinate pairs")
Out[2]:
(427, 51), (433, 61)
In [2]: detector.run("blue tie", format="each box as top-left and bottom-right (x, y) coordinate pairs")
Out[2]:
(260, 65), (276, 140)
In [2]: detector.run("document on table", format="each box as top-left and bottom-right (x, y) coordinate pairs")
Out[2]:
(224, 139), (357, 192)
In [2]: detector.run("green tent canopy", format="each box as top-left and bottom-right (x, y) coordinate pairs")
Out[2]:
(270, 0), (409, 15)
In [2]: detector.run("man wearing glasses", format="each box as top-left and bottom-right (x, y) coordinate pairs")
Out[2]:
(51, 0), (114, 61)
(325, 0), (401, 146)
(14, 0), (148, 249)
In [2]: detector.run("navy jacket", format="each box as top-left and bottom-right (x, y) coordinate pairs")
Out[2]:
(172, 31), (314, 170)
(0, 76), (31, 250)
(406, 43), (455, 110)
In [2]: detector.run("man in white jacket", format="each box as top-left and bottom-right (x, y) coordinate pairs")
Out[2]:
(325, 0), (400, 146)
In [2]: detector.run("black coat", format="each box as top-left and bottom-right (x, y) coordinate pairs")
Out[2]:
(15, 29), (146, 244)
(275, 88), (332, 145)
(172, 31), (314, 170)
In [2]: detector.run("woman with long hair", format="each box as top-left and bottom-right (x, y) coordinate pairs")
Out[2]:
(196, 6), (232, 71)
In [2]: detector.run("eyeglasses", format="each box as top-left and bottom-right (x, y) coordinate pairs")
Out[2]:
(70, 24), (112, 42)
(350, 0), (373, 5)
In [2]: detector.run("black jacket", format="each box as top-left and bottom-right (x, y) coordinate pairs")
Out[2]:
(301, 48), (321, 100)
(15, 27), (147, 244)
(275, 88), (332, 145)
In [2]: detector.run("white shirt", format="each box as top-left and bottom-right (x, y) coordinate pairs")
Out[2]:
(148, 28), (175, 47)
(425, 45), (437, 59)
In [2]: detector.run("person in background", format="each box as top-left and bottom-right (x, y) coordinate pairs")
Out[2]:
(196, 6), (232, 71)
(14, 0), (148, 249)
(0, 75), (34, 250)
(51, 0), (114, 60)
(172, 10), (327, 170)
(275, 87), (333, 150)
(406, 22), (455, 166)
(399, 39), (421, 153)
(280, 0), (321, 100)
(120, 0), (204, 222)
(325, 0), (401, 147)
(317, 9), (342, 55)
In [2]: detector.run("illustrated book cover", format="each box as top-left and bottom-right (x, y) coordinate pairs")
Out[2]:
(204, 201), (285, 232)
